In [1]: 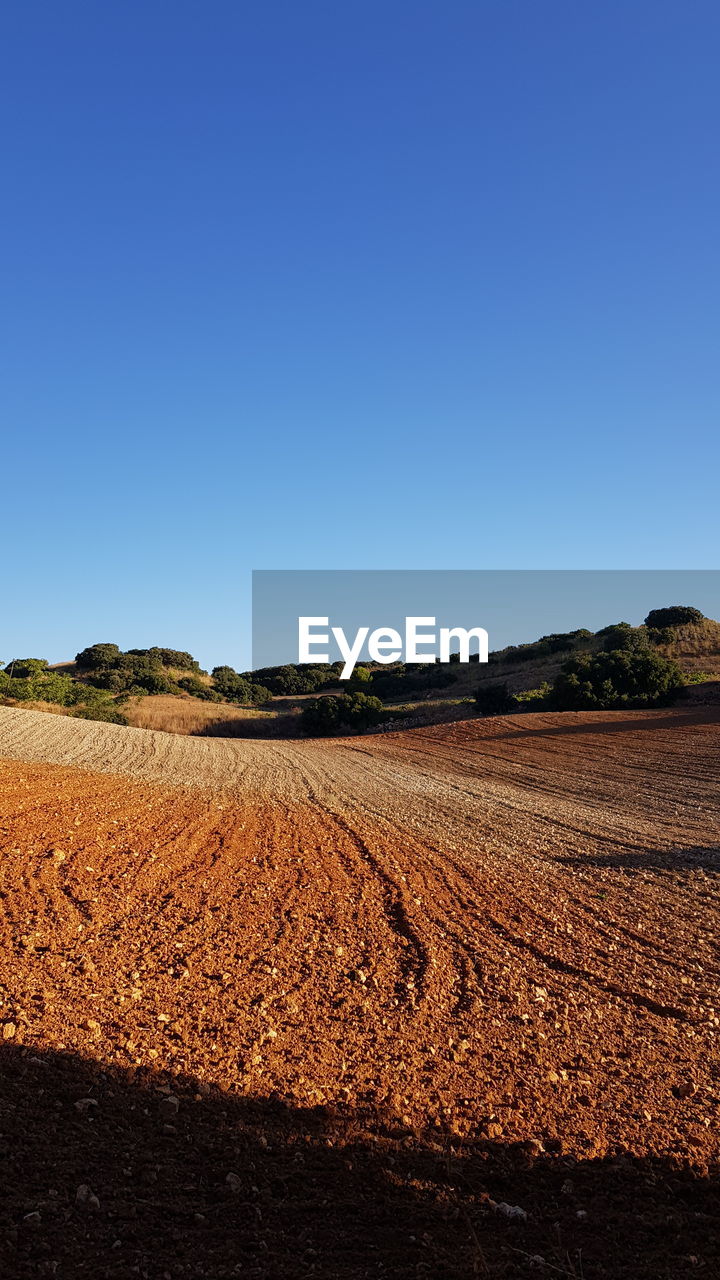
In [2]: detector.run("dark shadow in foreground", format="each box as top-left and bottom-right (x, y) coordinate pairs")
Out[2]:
(476, 709), (719, 743)
(556, 846), (720, 874)
(0, 1045), (718, 1279)
(192, 714), (302, 739)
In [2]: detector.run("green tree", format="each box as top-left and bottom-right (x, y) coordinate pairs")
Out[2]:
(598, 623), (648, 653)
(301, 692), (387, 736)
(146, 648), (201, 671)
(348, 665), (372, 690)
(644, 606), (704, 629)
(75, 643), (122, 670)
(552, 648), (684, 711)
(4, 658), (48, 678)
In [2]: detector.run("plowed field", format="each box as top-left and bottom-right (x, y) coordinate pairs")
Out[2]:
(0, 705), (719, 1278)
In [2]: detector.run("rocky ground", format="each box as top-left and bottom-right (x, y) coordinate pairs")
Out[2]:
(0, 705), (718, 1278)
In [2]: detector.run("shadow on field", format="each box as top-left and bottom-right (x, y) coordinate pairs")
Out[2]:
(194, 714), (302, 739)
(557, 846), (720, 874)
(482, 709), (718, 742)
(1, 1045), (718, 1279)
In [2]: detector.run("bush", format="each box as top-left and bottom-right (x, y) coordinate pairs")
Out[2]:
(85, 656), (175, 695)
(370, 667), (457, 700)
(85, 669), (129, 692)
(146, 648), (201, 672)
(117, 657), (176, 694)
(552, 648), (684, 711)
(599, 623), (648, 653)
(133, 669), (177, 695)
(211, 667), (252, 701)
(247, 664), (336, 696)
(0, 670), (123, 714)
(3, 658), (49, 679)
(0, 671), (28, 700)
(0, 670), (77, 705)
(348, 665), (373, 690)
(515, 682), (553, 710)
(596, 622), (631, 636)
(75, 643), (122, 670)
(301, 692), (388, 736)
(247, 684), (273, 706)
(177, 676), (223, 702)
(210, 667), (272, 705)
(644, 606), (705, 629)
(124, 647), (201, 671)
(474, 683), (517, 716)
(491, 629), (594, 666)
(646, 626), (677, 646)
(71, 705), (128, 725)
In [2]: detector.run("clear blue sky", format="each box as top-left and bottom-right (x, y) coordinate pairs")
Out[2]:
(2, 1), (718, 670)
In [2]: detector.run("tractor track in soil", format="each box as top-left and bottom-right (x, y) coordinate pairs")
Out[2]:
(0, 704), (719, 1277)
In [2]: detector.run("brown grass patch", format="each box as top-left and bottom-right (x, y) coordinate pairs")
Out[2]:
(121, 694), (274, 736)
(659, 618), (720, 673)
(0, 698), (75, 718)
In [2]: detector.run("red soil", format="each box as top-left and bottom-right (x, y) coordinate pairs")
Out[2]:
(0, 707), (719, 1277)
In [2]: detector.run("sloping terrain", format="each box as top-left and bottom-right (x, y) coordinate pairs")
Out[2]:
(0, 705), (719, 1278)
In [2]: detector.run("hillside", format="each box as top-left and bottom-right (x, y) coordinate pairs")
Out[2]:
(654, 616), (720, 670)
(2, 611), (719, 737)
(1, 703), (719, 1276)
(435, 617), (720, 700)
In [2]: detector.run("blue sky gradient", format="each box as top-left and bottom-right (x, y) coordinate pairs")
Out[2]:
(2, 2), (718, 669)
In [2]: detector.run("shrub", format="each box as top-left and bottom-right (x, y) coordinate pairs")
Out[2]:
(0, 670), (78, 705)
(75, 643), (122, 670)
(301, 692), (388, 736)
(133, 669), (177, 695)
(71, 705), (128, 725)
(177, 676), (223, 702)
(599, 623), (648, 653)
(211, 667), (252, 701)
(646, 626), (679, 646)
(644, 606), (705, 629)
(552, 649), (684, 711)
(120, 658), (177, 694)
(248, 684), (273, 706)
(516, 682), (553, 710)
(491, 629), (594, 666)
(3, 658), (48, 679)
(370, 667), (457, 700)
(596, 622), (631, 636)
(348, 665), (373, 690)
(146, 648), (201, 672)
(474, 683), (517, 716)
(211, 664), (239, 687)
(210, 667), (272, 705)
(124, 647), (201, 671)
(242, 665), (337, 696)
(85, 669), (129, 692)
(264, 665), (336, 695)
(84, 655), (176, 695)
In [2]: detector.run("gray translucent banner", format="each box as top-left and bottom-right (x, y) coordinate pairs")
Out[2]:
(251, 570), (720, 674)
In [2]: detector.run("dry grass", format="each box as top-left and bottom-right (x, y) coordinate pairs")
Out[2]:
(658, 618), (720, 673)
(121, 695), (274, 736)
(164, 667), (214, 685)
(0, 699), (75, 718)
(433, 619), (720, 698)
